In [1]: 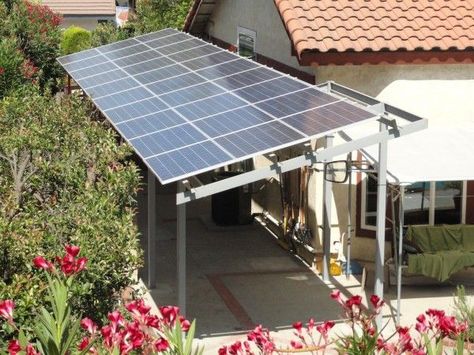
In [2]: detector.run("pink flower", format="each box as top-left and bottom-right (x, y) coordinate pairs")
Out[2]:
(155, 338), (169, 352)
(75, 257), (87, 273)
(33, 256), (52, 270)
(8, 340), (21, 355)
(218, 346), (228, 355)
(330, 290), (343, 304)
(292, 321), (303, 333)
(316, 320), (335, 338)
(80, 317), (97, 334)
(159, 306), (179, 326)
(290, 340), (303, 349)
(25, 344), (39, 355)
(307, 317), (316, 331)
(65, 245), (80, 257)
(370, 294), (384, 311)
(126, 299), (151, 318)
(345, 295), (362, 308)
(179, 315), (191, 332)
(78, 337), (90, 351)
(0, 300), (15, 321)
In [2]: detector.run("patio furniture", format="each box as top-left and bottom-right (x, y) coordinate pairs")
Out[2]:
(406, 224), (474, 282)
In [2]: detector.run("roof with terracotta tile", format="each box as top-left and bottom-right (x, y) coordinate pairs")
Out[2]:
(274, 0), (474, 58)
(42, 0), (116, 16)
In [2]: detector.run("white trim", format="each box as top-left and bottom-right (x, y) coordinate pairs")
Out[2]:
(429, 181), (436, 225)
(361, 174), (377, 231)
(462, 180), (467, 224)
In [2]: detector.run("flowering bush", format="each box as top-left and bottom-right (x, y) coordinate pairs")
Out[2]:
(0, 246), (203, 355)
(221, 290), (469, 354)
(0, 0), (63, 94)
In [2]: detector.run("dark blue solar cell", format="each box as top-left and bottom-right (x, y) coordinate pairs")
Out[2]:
(214, 67), (282, 91)
(146, 73), (204, 95)
(256, 88), (338, 118)
(137, 28), (180, 42)
(63, 55), (108, 72)
(169, 45), (223, 64)
(85, 78), (139, 98)
(196, 58), (259, 80)
(157, 39), (204, 55)
(214, 121), (304, 158)
(159, 82), (224, 107)
(102, 44), (149, 60)
(57, 48), (100, 65)
(194, 106), (273, 138)
(116, 110), (186, 139)
(175, 93), (247, 121)
(93, 87), (153, 110)
(71, 62), (115, 80)
(132, 124), (207, 158)
(133, 64), (189, 84)
(233, 77), (307, 103)
(113, 50), (160, 67)
(97, 38), (141, 53)
(144, 32), (191, 48)
(146, 141), (232, 183)
(76, 69), (124, 88)
(105, 97), (168, 123)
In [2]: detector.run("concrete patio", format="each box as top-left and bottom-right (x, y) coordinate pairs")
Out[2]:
(137, 181), (474, 353)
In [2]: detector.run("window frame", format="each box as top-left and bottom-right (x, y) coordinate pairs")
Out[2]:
(361, 176), (468, 230)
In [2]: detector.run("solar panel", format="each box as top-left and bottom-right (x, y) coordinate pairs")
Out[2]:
(58, 28), (378, 184)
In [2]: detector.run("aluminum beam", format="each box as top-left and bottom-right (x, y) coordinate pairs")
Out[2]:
(147, 169), (157, 289)
(177, 182), (187, 314)
(322, 135), (334, 281)
(374, 123), (388, 327)
(176, 118), (427, 205)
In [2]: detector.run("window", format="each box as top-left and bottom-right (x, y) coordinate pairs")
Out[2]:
(237, 27), (256, 59)
(361, 176), (467, 230)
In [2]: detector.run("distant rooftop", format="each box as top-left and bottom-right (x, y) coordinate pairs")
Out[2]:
(42, 0), (116, 16)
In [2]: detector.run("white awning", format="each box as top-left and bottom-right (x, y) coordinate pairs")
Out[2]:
(343, 80), (474, 184)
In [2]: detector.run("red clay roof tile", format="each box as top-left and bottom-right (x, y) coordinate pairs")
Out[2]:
(274, 0), (474, 58)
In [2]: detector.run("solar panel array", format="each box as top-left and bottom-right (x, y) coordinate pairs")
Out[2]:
(58, 28), (377, 184)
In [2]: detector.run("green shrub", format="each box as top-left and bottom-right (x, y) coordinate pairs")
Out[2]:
(0, 0), (64, 93)
(0, 38), (27, 99)
(61, 26), (92, 55)
(453, 285), (474, 341)
(91, 22), (134, 47)
(0, 87), (142, 344)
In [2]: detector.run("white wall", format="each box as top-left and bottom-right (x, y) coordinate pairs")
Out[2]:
(206, 0), (313, 75)
(61, 16), (116, 31)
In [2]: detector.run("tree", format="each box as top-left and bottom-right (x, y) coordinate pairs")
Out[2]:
(0, 86), (142, 343)
(0, 0), (64, 95)
(129, 0), (193, 34)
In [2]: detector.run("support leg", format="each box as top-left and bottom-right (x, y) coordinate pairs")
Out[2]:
(177, 182), (186, 315)
(322, 135), (334, 281)
(396, 186), (405, 325)
(375, 124), (388, 327)
(147, 169), (156, 289)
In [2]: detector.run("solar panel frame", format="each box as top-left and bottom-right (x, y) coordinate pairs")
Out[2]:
(58, 28), (380, 185)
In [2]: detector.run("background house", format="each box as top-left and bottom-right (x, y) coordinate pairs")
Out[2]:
(184, 0), (474, 266)
(42, 0), (117, 30)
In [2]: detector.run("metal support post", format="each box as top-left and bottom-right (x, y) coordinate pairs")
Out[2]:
(375, 123), (388, 327)
(147, 169), (156, 289)
(322, 135), (334, 281)
(396, 186), (405, 325)
(177, 182), (187, 315)
(346, 153), (352, 279)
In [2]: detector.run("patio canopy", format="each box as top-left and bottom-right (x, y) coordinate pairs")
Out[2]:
(344, 80), (474, 184)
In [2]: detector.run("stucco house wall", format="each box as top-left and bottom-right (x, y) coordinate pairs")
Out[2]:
(194, 0), (474, 264)
(61, 16), (116, 31)
(205, 0), (313, 76)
